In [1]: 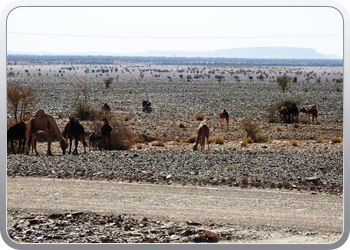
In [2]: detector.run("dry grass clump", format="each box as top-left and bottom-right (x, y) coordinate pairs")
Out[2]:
(173, 140), (184, 145)
(293, 123), (300, 128)
(150, 141), (165, 147)
(195, 113), (204, 121)
(316, 137), (324, 143)
(185, 134), (197, 143)
(241, 137), (253, 147)
(331, 137), (343, 143)
(299, 118), (311, 124)
(290, 139), (299, 146)
(255, 134), (269, 143)
(208, 136), (225, 144)
(178, 122), (186, 128)
(135, 144), (144, 150)
(276, 125), (284, 131)
(124, 114), (131, 121)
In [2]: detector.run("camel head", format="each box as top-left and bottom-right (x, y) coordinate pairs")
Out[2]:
(300, 108), (308, 113)
(61, 138), (68, 155)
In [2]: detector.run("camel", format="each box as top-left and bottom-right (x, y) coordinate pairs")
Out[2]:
(277, 106), (288, 123)
(102, 103), (111, 114)
(62, 117), (87, 155)
(300, 105), (318, 123)
(288, 103), (299, 123)
(101, 118), (112, 150)
(193, 121), (210, 151)
(7, 122), (26, 154)
(25, 109), (68, 155)
(219, 109), (229, 128)
(89, 132), (102, 151)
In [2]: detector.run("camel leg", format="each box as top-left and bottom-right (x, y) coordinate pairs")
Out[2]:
(226, 118), (229, 128)
(83, 138), (87, 153)
(31, 133), (38, 155)
(73, 136), (79, 155)
(68, 136), (73, 154)
(47, 135), (52, 156)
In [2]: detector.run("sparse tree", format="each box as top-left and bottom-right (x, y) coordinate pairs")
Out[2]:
(276, 75), (292, 93)
(103, 77), (114, 89)
(7, 83), (37, 122)
(215, 75), (225, 83)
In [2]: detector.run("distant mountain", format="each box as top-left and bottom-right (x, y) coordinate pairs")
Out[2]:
(133, 47), (342, 59)
(8, 47), (342, 59)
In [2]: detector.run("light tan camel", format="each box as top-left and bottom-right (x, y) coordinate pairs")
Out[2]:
(300, 105), (318, 123)
(25, 109), (68, 155)
(193, 121), (210, 151)
(220, 109), (229, 128)
(277, 106), (288, 123)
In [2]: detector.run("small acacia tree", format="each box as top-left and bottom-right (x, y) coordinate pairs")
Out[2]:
(276, 75), (292, 93)
(103, 77), (114, 89)
(7, 83), (37, 122)
(215, 75), (225, 83)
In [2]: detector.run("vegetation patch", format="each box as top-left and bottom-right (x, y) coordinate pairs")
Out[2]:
(331, 137), (343, 143)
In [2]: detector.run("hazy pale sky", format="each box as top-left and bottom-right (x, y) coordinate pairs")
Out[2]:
(7, 7), (343, 57)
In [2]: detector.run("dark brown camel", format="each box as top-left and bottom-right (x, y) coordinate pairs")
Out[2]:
(193, 121), (210, 151)
(7, 122), (26, 154)
(101, 118), (112, 150)
(63, 117), (87, 155)
(219, 109), (229, 128)
(89, 132), (102, 151)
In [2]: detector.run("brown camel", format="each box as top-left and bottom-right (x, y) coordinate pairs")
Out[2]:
(25, 109), (68, 155)
(62, 117), (87, 155)
(101, 118), (112, 150)
(193, 121), (210, 151)
(102, 103), (111, 114)
(220, 109), (229, 128)
(300, 106), (318, 123)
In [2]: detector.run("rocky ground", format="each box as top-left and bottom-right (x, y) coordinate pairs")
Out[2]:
(6, 63), (343, 244)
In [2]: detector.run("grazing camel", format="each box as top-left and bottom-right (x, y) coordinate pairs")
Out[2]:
(25, 109), (68, 155)
(300, 106), (318, 123)
(219, 109), (229, 128)
(101, 118), (112, 150)
(7, 122), (26, 154)
(63, 117), (87, 155)
(193, 121), (210, 151)
(102, 103), (111, 114)
(89, 132), (102, 150)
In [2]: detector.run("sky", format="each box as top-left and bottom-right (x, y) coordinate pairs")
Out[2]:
(7, 7), (343, 57)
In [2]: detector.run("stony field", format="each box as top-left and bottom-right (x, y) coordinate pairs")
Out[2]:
(6, 61), (344, 243)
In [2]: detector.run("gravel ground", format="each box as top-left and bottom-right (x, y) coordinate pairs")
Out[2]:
(6, 62), (344, 244)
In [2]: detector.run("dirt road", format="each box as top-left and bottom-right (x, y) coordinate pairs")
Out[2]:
(7, 177), (343, 243)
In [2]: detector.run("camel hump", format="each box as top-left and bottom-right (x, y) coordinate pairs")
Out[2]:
(34, 109), (46, 117)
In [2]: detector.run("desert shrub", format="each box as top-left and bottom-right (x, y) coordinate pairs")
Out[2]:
(316, 137), (324, 143)
(331, 137), (343, 143)
(276, 125), (284, 131)
(336, 87), (342, 92)
(124, 114), (130, 121)
(185, 134), (197, 143)
(255, 134), (269, 143)
(214, 136), (225, 144)
(7, 82), (38, 122)
(103, 77), (114, 89)
(241, 139), (248, 147)
(178, 122), (186, 128)
(299, 118), (311, 124)
(71, 103), (95, 120)
(240, 117), (260, 141)
(195, 113), (204, 121)
(150, 141), (165, 147)
(293, 123), (301, 128)
(208, 137), (216, 144)
(290, 139), (298, 146)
